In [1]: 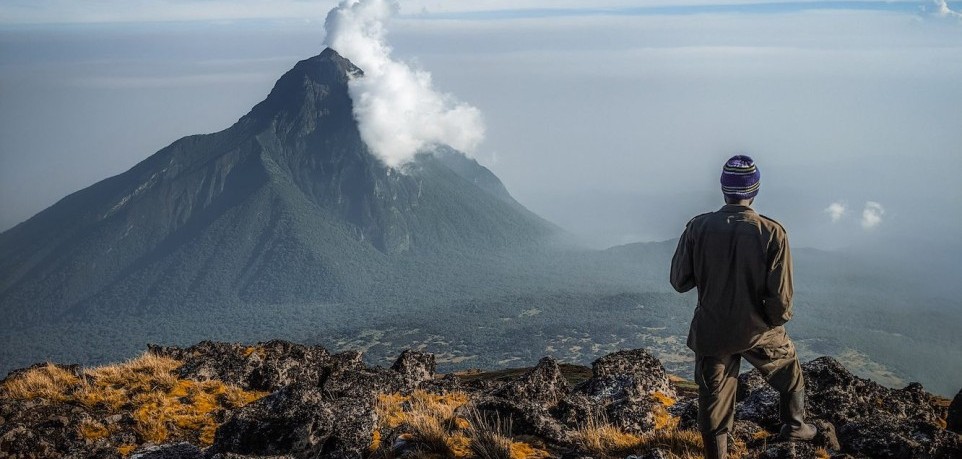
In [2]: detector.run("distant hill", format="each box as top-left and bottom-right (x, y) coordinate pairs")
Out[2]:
(0, 48), (557, 323)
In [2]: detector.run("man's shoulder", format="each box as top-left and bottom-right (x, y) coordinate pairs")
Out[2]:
(686, 211), (714, 227)
(758, 213), (788, 234)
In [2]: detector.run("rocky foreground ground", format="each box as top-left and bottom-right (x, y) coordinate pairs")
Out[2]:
(1, 340), (960, 459)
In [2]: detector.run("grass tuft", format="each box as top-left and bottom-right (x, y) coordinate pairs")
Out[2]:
(78, 418), (110, 441)
(2, 363), (81, 402)
(117, 444), (137, 457)
(466, 408), (512, 459)
(573, 410), (705, 459)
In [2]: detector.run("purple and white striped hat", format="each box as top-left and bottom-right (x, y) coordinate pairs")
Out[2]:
(720, 155), (760, 199)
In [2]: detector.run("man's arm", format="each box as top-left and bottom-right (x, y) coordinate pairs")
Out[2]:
(670, 224), (696, 293)
(763, 230), (794, 326)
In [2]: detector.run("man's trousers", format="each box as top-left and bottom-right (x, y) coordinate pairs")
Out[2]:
(694, 334), (805, 437)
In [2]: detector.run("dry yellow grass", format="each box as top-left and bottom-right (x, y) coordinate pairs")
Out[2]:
(78, 418), (110, 441)
(369, 429), (383, 452)
(468, 428), (512, 458)
(651, 391), (676, 407)
(374, 387), (692, 459)
(1, 352), (267, 450)
(574, 416), (644, 456)
(2, 363), (82, 402)
(375, 390), (473, 457)
(634, 429), (704, 459)
(374, 391), (553, 459)
(574, 410), (704, 459)
(651, 390), (680, 431)
(508, 441), (552, 459)
(375, 390), (471, 430)
(117, 444), (137, 456)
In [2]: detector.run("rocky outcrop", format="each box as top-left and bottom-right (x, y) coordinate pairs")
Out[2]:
(557, 348), (676, 435)
(209, 349), (436, 458)
(130, 443), (203, 459)
(390, 349), (436, 386)
(211, 385), (339, 457)
(474, 357), (573, 443)
(948, 388), (962, 434)
(148, 340), (335, 392)
(2, 341), (959, 459)
(734, 356), (960, 458)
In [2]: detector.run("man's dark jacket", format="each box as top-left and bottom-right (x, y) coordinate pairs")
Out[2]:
(670, 204), (794, 356)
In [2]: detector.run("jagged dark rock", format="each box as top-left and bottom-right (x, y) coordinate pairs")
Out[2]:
(209, 347), (413, 458)
(589, 349), (676, 399)
(472, 396), (573, 445)
(757, 441), (822, 459)
(1, 343), (958, 459)
(473, 357), (573, 444)
(390, 349), (436, 387)
(130, 442), (203, 459)
(557, 348), (676, 434)
(149, 340), (334, 391)
(212, 385), (337, 457)
(0, 395), (113, 459)
(208, 453), (294, 459)
(948, 388), (962, 434)
(490, 357), (569, 407)
(737, 356), (961, 458)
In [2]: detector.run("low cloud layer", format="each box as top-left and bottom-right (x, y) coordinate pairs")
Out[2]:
(861, 201), (885, 230)
(323, 0), (485, 168)
(825, 202), (846, 223)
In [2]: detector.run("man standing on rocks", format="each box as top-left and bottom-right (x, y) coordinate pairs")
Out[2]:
(670, 155), (817, 459)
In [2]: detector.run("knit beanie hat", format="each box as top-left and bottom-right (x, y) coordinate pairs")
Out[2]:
(720, 155), (760, 199)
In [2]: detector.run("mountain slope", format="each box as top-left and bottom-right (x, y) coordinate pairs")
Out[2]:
(0, 48), (556, 322)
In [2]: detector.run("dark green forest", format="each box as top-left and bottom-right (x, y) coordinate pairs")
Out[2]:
(2, 241), (959, 396)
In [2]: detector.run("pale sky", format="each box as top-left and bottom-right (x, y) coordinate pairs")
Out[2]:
(2, 1), (961, 251)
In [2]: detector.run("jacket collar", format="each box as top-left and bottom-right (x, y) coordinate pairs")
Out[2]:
(719, 204), (755, 213)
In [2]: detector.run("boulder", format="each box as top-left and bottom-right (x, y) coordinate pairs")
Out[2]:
(948, 388), (962, 434)
(212, 385), (337, 457)
(472, 396), (573, 445)
(390, 349), (436, 386)
(0, 398), (94, 458)
(589, 349), (676, 399)
(737, 356), (961, 458)
(490, 357), (569, 408)
(472, 357), (574, 444)
(558, 349), (676, 434)
(130, 442), (203, 459)
(149, 340), (333, 391)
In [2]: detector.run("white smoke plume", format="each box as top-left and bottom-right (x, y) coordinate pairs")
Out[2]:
(935, 0), (962, 19)
(861, 201), (885, 230)
(825, 201), (846, 223)
(323, 0), (485, 168)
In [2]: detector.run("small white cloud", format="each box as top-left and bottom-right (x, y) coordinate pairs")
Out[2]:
(935, 0), (962, 20)
(861, 201), (885, 230)
(825, 201), (846, 223)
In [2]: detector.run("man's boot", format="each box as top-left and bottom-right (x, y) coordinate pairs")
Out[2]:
(701, 432), (728, 459)
(778, 390), (817, 441)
